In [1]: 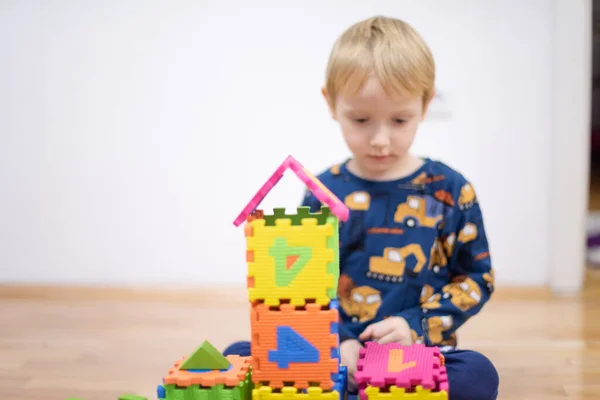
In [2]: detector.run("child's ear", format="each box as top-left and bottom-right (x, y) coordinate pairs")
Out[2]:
(321, 87), (337, 120)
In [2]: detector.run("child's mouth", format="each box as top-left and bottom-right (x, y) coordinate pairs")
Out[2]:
(370, 155), (391, 161)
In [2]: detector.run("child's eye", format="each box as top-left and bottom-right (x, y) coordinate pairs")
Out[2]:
(394, 119), (406, 124)
(354, 118), (368, 124)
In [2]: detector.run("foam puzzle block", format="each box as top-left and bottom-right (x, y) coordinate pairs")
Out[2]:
(163, 354), (251, 387)
(158, 354), (252, 400)
(252, 386), (340, 400)
(179, 340), (231, 371)
(252, 364), (348, 400)
(158, 374), (252, 400)
(245, 214), (338, 306)
(363, 385), (448, 400)
(250, 302), (339, 390)
(355, 342), (448, 400)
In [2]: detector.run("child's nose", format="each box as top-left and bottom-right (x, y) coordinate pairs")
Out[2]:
(370, 128), (391, 148)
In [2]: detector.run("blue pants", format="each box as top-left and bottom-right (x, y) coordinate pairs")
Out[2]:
(223, 342), (499, 400)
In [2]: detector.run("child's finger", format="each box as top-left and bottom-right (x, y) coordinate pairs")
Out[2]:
(358, 324), (374, 340)
(360, 320), (393, 341)
(377, 331), (411, 345)
(376, 331), (398, 345)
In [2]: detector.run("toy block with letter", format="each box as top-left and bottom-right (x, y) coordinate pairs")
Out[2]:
(244, 207), (339, 307)
(235, 156), (347, 307)
(250, 302), (340, 390)
(355, 342), (449, 400)
(234, 155), (350, 399)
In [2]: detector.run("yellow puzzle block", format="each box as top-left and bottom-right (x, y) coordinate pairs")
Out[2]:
(364, 386), (448, 400)
(253, 385), (340, 400)
(246, 217), (337, 306)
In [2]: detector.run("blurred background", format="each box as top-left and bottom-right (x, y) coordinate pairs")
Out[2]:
(0, 1), (597, 399)
(0, 0), (592, 292)
(0, 0), (591, 291)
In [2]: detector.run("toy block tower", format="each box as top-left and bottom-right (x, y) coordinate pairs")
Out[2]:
(233, 156), (350, 400)
(354, 342), (449, 400)
(157, 340), (253, 400)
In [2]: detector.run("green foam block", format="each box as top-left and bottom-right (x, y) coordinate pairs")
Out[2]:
(163, 371), (253, 400)
(179, 340), (230, 370)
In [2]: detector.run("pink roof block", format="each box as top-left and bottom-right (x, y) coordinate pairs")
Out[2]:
(233, 155), (349, 227)
(355, 342), (449, 400)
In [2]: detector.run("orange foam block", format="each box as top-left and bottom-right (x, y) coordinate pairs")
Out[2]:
(250, 303), (339, 390)
(163, 354), (251, 388)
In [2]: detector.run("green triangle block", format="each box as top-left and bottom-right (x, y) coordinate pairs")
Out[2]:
(179, 340), (231, 370)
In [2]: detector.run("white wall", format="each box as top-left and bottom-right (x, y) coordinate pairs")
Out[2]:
(0, 0), (555, 286)
(549, 0), (591, 295)
(592, 0), (600, 128)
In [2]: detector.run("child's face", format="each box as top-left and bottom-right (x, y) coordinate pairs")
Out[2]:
(328, 76), (429, 179)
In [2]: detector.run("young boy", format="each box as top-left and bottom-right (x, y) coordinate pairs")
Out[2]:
(224, 15), (499, 400)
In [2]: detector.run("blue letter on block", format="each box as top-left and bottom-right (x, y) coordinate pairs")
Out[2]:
(268, 326), (320, 368)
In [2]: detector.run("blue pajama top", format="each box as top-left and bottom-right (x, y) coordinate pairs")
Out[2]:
(301, 158), (495, 348)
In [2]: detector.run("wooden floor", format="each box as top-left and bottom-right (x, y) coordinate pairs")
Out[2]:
(0, 277), (599, 400)
(2, 158), (600, 400)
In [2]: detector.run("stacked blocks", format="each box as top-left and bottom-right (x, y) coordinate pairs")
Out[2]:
(65, 156), (450, 400)
(157, 341), (253, 400)
(246, 206), (346, 400)
(233, 155), (352, 400)
(355, 342), (449, 400)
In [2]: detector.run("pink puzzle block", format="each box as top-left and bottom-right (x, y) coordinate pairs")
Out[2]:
(233, 155), (349, 227)
(355, 342), (449, 399)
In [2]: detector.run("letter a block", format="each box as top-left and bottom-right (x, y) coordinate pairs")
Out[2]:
(245, 208), (339, 306)
(355, 342), (449, 400)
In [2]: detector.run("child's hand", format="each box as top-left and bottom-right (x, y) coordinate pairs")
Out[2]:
(340, 339), (362, 392)
(358, 316), (413, 345)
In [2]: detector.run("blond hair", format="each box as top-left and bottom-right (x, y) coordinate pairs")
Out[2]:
(325, 16), (435, 109)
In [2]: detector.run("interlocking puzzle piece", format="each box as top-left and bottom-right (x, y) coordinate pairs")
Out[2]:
(250, 302), (340, 390)
(163, 354), (251, 387)
(246, 215), (338, 306)
(158, 368), (252, 400)
(179, 340), (231, 370)
(336, 365), (348, 400)
(118, 395), (148, 400)
(233, 155), (349, 227)
(263, 206), (332, 226)
(252, 364), (348, 400)
(253, 386), (339, 400)
(355, 343), (448, 394)
(363, 385), (448, 400)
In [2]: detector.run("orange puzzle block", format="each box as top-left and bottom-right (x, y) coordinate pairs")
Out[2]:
(163, 354), (251, 388)
(250, 303), (339, 390)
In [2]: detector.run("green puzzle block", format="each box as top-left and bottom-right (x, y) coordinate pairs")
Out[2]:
(263, 206), (332, 226)
(179, 340), (230, 370)
(326, 213), (340, 300)
(118, 395), (148, 400)
(160, 370), (252, 400)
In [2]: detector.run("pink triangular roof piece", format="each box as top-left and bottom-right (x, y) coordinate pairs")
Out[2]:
(233, 155), (349, 226)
